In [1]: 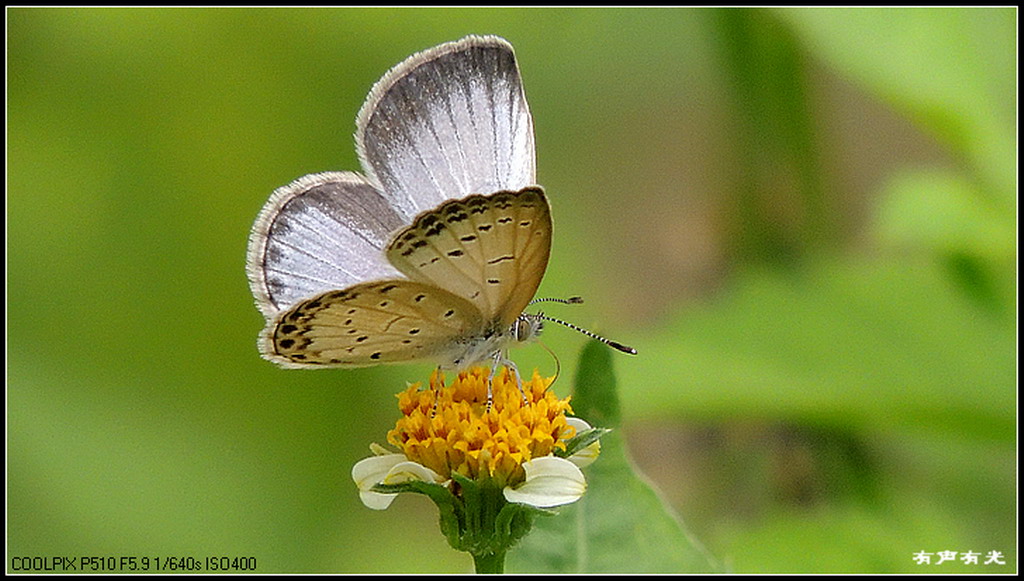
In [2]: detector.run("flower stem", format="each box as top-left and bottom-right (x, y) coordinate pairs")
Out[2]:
(472, 551), (505, 574)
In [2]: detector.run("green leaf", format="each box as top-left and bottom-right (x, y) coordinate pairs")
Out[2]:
(507, 342), (720, 573)
(873, 168), (1014, 260)
(872, 168), (1014, 313)
(777, 8), (1015, 207)
(618, 258), (1015, 442)
(572, 341), (624, 427)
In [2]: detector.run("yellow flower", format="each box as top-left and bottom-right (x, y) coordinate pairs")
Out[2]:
(352, 367), (598, 509)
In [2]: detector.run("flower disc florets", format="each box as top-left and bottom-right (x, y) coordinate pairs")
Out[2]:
(386, 367), (575, 488)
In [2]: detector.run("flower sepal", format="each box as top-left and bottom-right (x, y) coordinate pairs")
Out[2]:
(554, 426), (611, 461)
(442, 472), (551, 574)
(370, 479), (454, 507)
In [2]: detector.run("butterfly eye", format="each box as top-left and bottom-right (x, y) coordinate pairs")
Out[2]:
(512, 314), (543, 343)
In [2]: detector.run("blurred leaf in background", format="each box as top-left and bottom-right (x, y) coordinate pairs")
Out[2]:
(619, 6), (1015, 573)
(7, 7), (1015, 573)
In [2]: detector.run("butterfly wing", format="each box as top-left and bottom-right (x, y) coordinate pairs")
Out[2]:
(386, 187), (552, 329)
(247, 172), (406, 316)
(356, 35), (536, 220)
(251, 36), (547, 370)
(260, 279), (486, 368)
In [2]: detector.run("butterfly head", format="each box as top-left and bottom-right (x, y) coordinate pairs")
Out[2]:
(512, 312), (544, 344)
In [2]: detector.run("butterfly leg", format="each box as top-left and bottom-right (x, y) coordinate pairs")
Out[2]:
(485, 364), (498, 411)
(485, 352), (528, 411)
(430, 367), (446, 417)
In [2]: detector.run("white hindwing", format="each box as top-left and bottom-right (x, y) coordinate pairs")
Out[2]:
(246, 172), (405, 316)
(356, 35), (536, 219)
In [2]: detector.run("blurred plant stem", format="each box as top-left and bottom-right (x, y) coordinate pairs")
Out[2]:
(716, 9), (832, 267)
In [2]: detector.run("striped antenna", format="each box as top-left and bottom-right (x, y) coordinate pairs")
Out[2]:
(528, 296), (637, 355)
(530, 296), (585, 306)
(537, 313), (638, 355)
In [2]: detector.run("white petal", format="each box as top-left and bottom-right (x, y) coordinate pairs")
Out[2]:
(383, 461), (443, 485)
(352, 457), (446, 511)
(565, 417), (592, 433)
(351, 454), (407, 491)
(351, 454), (408, 510)
(565, 417), (600, 469)
(368, 442), (393, 456)
(503, 456), (587, 508)
(359, 489), (398, 511)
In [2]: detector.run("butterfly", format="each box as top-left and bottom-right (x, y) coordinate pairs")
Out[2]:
(246, 35), (633, 387)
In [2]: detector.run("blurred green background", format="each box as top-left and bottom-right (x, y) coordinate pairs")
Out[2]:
(8, 7), (1016, 573)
